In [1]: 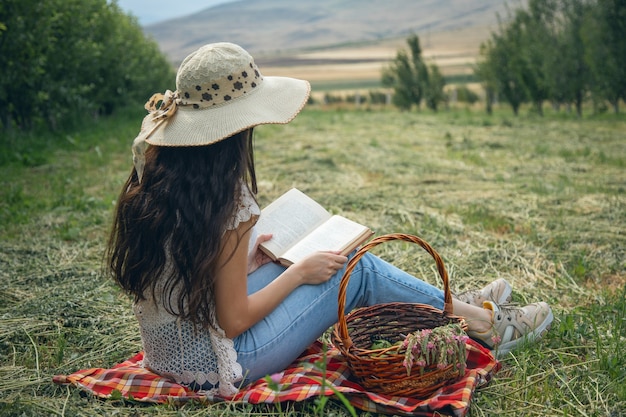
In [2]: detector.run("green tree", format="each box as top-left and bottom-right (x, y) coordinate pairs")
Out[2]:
(582, 0), (626, 113)
(516, 0), (558, 116)
(478, 0), (576, 115)
(547, 0), (592, 118)
(382, 34), (446, 111)
(474, 43), (498, 115)
(0, 0), (52, 130)
(537, 0), (570, 111)
(0, 0), (174, 132)
(477, 19), (527, 116)
(424, 64), (446, 112)
(382, 49), (421, 110)
(408, 34), (429, 107)
(475, 0), (617, 117)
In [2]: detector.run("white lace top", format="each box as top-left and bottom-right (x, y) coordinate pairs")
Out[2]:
(133, 185), (261, 396)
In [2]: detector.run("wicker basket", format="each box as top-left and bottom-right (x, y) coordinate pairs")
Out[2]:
(332, 233), (467, 398)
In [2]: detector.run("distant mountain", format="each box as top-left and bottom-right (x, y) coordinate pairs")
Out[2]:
(145, 0), (521, 64)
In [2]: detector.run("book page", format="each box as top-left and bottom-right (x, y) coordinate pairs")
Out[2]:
(280, 215), (372, 265)
(256, 188), (331, 258)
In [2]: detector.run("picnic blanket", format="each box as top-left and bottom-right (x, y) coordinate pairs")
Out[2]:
(53, 339), (499, 416)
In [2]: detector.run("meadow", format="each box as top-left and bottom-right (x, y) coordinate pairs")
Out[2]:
(0, 104), (624, 416)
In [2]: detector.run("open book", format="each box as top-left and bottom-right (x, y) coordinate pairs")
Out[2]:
(255, 188), (374, 267)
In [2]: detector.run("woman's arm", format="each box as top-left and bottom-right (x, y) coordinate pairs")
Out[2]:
(213, 219), (347, 338)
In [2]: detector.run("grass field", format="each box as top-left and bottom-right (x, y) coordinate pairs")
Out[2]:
(0, 104), (625, 416)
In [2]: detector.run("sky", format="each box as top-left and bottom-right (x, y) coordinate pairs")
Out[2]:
(115, 0), (237, 25)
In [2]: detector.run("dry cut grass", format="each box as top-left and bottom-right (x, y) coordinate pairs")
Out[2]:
(0, 106), (624, 416)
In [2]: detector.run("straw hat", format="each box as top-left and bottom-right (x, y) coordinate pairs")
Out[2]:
(132, 42), (310, 182)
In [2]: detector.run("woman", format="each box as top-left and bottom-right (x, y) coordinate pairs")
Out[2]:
(107, 43), (553, 396)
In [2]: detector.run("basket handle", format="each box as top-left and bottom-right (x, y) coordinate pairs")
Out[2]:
(336, 233), (453, 350)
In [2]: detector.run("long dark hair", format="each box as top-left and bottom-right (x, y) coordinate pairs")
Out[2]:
(107, 129), (257, 328)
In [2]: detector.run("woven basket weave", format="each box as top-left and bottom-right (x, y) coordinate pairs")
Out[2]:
(332, 233), (467, 398)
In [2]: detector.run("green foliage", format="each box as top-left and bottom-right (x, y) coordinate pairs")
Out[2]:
(515, 2), (553, 115)
(323, 92), (343, 104)
(474, 45), (498, 115)
(582, 0), (626, 113)
(479, 17), (528, 116)
(454, 86), (480, 104)
(475, 0), (626, 117)
(0, 0), (175, 132)
(382, 49), (417, 110)
(424, 64), (446, 111)
(560, 0), (593, 117)
(381, 34), (446, 111)
(368, 90), (388, 105)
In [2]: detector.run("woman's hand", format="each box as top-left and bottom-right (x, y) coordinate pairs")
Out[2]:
(247, 233), (274, 274)
(215, 221), (348, 338)
(289, 251), (348, 285)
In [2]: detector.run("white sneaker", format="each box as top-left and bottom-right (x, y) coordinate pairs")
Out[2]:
(456, 278), (513, 306)
(468, 301), (554, 357)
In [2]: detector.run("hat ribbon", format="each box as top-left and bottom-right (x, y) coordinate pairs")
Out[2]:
(131, 90), (179, 183)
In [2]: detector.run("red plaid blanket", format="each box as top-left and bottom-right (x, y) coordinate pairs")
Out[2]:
(53, 339), (499, 416)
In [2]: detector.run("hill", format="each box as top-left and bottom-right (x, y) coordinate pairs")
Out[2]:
(145, 0), (525, 86)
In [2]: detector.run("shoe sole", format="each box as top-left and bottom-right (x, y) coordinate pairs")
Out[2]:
(494, 308), (554, 358)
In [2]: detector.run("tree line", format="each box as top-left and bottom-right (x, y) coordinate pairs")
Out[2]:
(383, 0), (625, 116)
(3, 0), (623, 132)
(0, 0), (175, 132)
(476, 0), (625, 116)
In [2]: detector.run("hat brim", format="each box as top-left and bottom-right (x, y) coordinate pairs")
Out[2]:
(146, 76), (310, 147)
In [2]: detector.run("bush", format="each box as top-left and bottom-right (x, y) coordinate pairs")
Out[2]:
(0, 0), (175, 132)
(369, 91), (388, 104)
(455, 86), (480, 104)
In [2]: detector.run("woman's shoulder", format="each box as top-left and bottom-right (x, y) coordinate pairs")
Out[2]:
(226, 183), (260, 231)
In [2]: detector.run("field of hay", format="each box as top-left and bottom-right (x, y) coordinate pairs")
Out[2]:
(1, 104), (624, 416)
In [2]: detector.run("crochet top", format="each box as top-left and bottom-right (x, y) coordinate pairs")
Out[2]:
(133, 185), (261, 396)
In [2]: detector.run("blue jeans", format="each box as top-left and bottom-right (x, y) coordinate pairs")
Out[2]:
(233, 252), (444, 384)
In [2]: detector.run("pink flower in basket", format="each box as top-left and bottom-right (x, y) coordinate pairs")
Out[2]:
(401, 323), (468, 376)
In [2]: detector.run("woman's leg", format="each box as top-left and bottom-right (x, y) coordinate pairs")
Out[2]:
(453, 300), (492, 332)
(235, 253), (552, 379)
(234, 252), (445, 383)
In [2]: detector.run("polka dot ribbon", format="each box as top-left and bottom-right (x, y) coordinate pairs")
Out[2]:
(131, 90), (180, 183)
